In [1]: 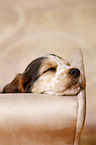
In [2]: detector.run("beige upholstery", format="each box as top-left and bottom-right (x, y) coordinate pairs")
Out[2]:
(0, 48), (86, 145)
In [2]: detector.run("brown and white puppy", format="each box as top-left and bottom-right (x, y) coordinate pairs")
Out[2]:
(2, 54), (85, 96)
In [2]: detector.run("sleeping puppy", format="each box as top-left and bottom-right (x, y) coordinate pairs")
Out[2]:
(2, 54), (85, 96)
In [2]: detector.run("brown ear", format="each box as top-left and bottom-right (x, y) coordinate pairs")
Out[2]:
(2, 56), (47, 93)
(2, 74), (24, 93)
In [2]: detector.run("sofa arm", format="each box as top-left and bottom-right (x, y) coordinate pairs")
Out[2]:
(0, 48), (86, 145)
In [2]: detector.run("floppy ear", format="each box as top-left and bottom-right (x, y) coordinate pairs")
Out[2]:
(2, 74), (24, 93)
(2, 56), (47, 93)
(19, 56), (47, 93)
(2, 73), (32, 93)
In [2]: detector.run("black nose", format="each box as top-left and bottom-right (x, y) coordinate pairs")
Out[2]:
(69, 68), (80, 78)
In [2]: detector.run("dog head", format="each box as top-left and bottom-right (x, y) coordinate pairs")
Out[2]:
(3, 54), (85, 96)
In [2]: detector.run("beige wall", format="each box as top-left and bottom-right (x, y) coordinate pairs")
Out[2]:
(0, 0), (96, 144)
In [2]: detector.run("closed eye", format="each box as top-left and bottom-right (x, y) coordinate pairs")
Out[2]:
(43, 67), (56, 74)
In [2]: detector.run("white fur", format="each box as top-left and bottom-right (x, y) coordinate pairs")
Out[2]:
(32, 54), (84, 96)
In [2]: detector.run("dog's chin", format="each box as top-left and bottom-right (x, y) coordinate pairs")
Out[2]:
(41, 86), (82, 96)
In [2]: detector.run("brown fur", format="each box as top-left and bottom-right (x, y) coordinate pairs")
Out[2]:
(3, 74), (22, 93)
(2, 56), (46, 93)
